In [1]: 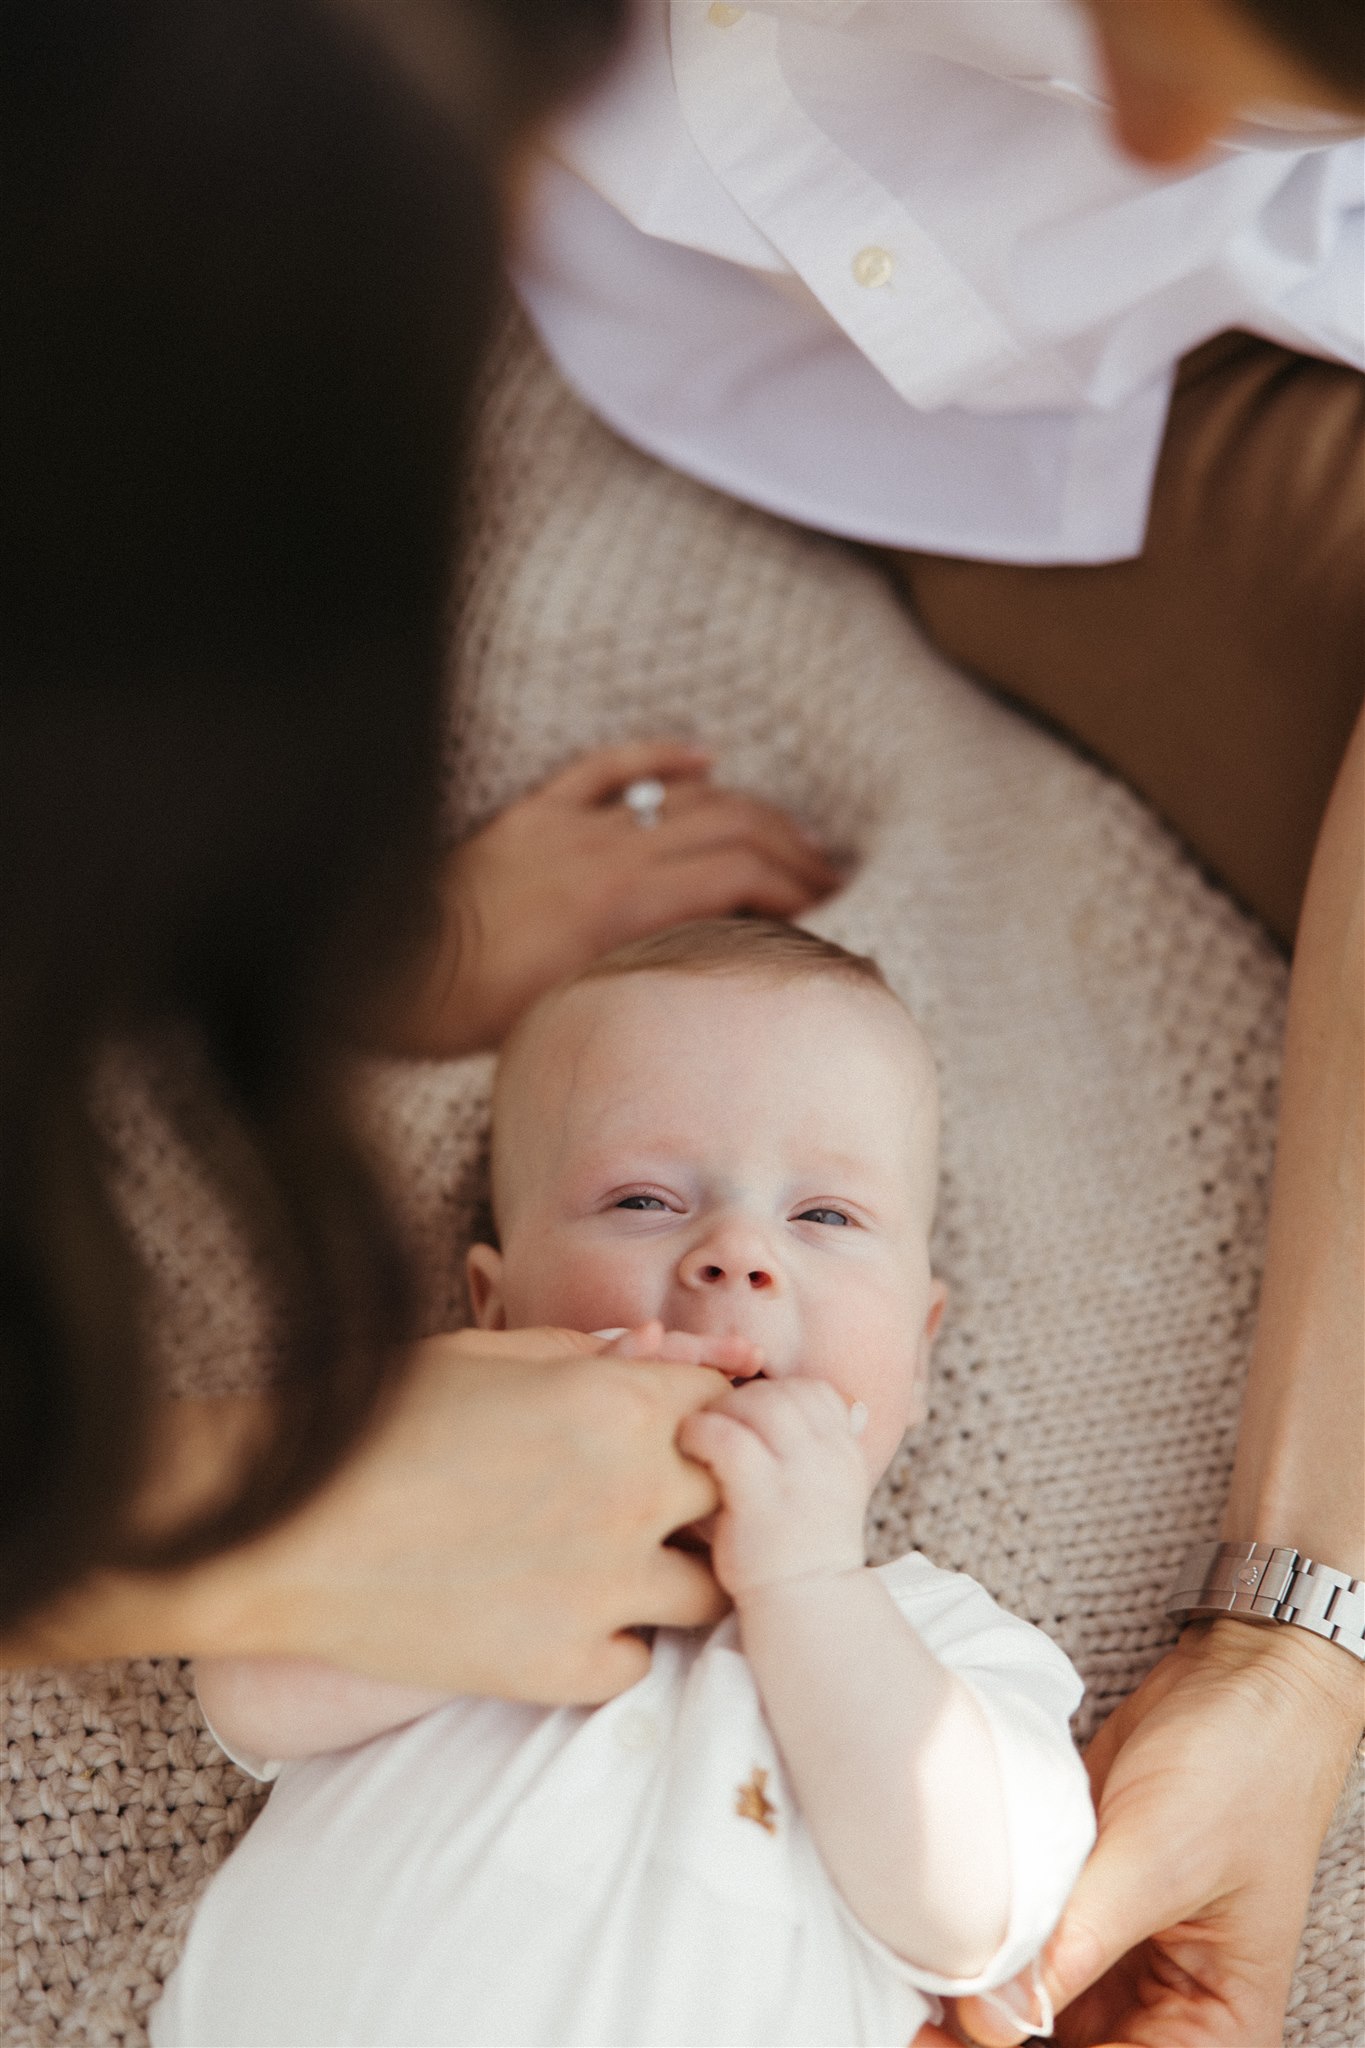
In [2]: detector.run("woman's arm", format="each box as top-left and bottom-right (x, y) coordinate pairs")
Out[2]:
(955, 712), (1364, 2047)
(0, 1393), (268, 1667)
(1221, 710), (1363, 1578)
(0, 1330), (727, 1702)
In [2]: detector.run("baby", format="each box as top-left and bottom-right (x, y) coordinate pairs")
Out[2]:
(154, 919), (1095, 2048)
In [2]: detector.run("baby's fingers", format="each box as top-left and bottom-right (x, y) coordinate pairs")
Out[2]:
(677, 1408), (773, 1493)
(708, 1373), (854, 1458)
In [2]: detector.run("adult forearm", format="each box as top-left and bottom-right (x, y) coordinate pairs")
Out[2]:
(0, 1395), (272, 1669)
(0, 1562), (209, 1669)
(1223, 712), (1363, 1577)
(1216, 711), (1364, 1738)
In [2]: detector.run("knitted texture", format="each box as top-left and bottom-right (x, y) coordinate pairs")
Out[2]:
(3, 310), (1360, 2045)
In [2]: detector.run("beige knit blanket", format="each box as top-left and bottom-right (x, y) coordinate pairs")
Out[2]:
(3, 311), (1360, 2045)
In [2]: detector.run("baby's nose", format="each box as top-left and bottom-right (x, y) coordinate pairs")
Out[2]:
(697, 1261), (773, 1290)
(679, 1235), (778, 1294)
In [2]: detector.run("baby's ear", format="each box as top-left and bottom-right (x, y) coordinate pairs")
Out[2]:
(922, 1279), (948, 1352)
(465, 1243), (507, 1329)
(907, 1280), (949, 1427)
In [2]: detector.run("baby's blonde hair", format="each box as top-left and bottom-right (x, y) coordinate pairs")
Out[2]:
(572, 916), (893, 995)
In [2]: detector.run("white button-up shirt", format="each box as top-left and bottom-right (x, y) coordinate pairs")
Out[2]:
(515, 0), (1365, 563)
(154, 1554), (1095, 2048)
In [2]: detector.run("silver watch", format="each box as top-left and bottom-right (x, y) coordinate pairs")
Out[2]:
(1168, 1541), (1365, 1663)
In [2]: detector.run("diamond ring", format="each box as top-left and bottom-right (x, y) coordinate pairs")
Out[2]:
(621, 777), (667, 829)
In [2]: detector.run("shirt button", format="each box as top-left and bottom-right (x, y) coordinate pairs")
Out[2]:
(708, 4), (745, 25)
(615, 1709), (661, 1753)
(852, 245), (895, 289)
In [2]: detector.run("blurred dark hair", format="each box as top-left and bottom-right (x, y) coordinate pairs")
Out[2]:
(1236, 0), (1365, 100)
(0, 0), (624, 1630)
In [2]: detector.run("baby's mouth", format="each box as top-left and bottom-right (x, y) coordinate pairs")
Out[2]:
(727, 1369), (767, 1389)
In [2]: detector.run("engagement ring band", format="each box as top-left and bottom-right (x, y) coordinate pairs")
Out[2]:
(621, 777), (667, 829)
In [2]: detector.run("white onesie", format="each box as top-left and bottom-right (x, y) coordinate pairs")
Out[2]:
(153, 1552), (1095, 2048)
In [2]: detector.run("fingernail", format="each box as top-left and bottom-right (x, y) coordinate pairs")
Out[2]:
(590, 1328), (628, 1341)
(976, 1964), (1054, 2039)
(848, 1401), (869, 1438)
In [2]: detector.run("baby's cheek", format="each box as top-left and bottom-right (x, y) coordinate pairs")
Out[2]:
(501, 1240), (660, 1334)
(803, 1298), (921, 1464)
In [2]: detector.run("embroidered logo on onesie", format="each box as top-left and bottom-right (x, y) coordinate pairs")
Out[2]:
(735, 1766), (778, 1834)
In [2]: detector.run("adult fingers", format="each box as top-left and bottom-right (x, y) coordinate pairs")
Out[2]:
(955, 1820), (1183, 2048)
(652, 786), (842, 894)
(532, 1352), (725, 1538)
(645, 1440), (723, 1541)
(622, 1354), (756, 1429)
(572, 1531), (728, 1697)
(950, 1963), (1066, 2048)
(608, 1325), (765, 1374)
(540, 739), (713, 807)
(955, 1860), (1158, 2045)
(567, 1627), (655, 1704)
(636, 1534), (730, 1634)
(622, 847), (822, 929)
(444, 1324), (610, 1365)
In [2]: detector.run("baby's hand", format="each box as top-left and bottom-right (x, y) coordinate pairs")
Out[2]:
(676, 1377), (869, 1601)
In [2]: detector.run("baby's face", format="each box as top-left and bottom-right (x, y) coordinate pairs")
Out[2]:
(469, 970), (946, 1480)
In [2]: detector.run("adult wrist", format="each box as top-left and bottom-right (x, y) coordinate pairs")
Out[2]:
(1187, 1615), (1365, 1748)
(1170, 1538), (1364, 1654)
(0, 1559), (214, 1668)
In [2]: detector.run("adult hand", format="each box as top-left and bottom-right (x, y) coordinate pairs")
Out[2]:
(384, 740), (843, 1056)
(947, 1620), (1363, 2046)
(189, 1326), (730, 1703)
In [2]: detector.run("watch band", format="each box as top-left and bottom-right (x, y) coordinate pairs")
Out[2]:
(1168, 1541), (1365, 1663)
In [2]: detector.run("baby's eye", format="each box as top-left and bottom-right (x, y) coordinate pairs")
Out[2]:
(795, 1206), (850, 1227)
(616, 1194), (668, 1211)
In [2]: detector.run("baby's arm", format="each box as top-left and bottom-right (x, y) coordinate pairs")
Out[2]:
(195, 1657), (450, 1770)
(679, 1380), (1010, 1979)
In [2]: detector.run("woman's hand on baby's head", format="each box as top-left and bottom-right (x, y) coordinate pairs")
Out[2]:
(375, 741), (842, 1057)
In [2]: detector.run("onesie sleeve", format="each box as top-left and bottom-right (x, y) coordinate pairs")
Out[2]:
(841, 1552), (1096, 2004)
